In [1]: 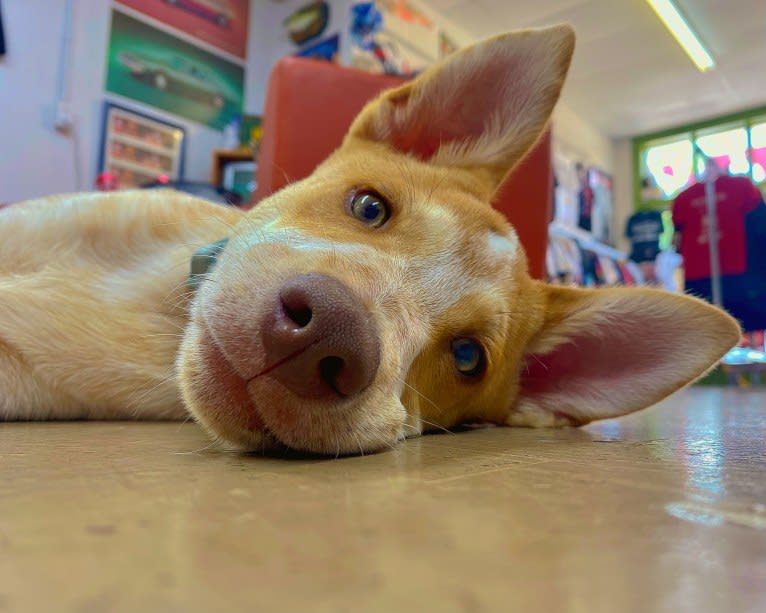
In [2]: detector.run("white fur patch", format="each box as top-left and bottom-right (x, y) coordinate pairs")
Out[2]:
(487, 231), (519, 260)
(234, 224), (377, 258)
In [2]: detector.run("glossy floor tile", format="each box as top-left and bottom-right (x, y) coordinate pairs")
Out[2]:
(1, 387), (765, 613)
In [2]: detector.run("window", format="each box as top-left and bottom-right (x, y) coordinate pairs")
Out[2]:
(641, 136), (694, 200)
(695, 123), (749, 178)
(634, 107), (766, 208)
(750, 119), (766, 184)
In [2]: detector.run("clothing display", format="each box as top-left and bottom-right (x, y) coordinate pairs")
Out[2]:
(624, 209), (664, 263)
(546, 225), (643, 287)
(589, 169), (614, 243)
(576, 164), (593, 231)
(655, 249), (683, 292)
(672, 175), (761, 280)
(673, 174), (766, 332)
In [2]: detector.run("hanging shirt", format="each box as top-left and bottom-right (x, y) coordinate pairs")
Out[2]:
(625, 210), (664, 263)
(672, 175), (762, 281)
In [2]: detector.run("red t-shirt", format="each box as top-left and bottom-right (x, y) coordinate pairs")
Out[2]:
(672, 175), (762, 280)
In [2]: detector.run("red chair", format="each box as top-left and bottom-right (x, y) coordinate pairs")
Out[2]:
(254, 57), (552, 279)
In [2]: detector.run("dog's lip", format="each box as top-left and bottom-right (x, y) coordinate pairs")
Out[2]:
(201, 325), (267, 433)
(243, 338), (322, 386)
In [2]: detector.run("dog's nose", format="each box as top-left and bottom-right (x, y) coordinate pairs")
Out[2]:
(262, 273), (380, 399)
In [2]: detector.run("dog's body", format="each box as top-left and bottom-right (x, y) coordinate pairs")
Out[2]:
(0, 191), (240, 421)
(0, 26), (740, 454)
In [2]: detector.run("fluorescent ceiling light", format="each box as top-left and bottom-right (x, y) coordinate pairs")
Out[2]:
(646, 0), (715, 72)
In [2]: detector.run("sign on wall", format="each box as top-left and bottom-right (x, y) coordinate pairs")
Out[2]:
(105, 10), (244, 131)
(115, 0), (250, 59)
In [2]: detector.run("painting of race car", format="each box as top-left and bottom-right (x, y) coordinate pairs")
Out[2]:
(106, 10), (244, 130)
(115, 0), (249, 59)
(118, 50), (225, 108)
(161, 0), (232, 27)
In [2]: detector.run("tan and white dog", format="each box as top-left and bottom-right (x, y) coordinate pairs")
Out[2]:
(0, 26), (739, 454)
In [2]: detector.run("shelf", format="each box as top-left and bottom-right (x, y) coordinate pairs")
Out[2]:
(107, 157), (168, 178)
(210, 148), (253, 186)
(109, 133), (177, 157)
(549, 222), (628, 261)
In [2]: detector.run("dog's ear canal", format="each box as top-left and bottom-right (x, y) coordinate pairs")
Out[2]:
(345, 25), (575, 191)
(509, 285), (741, 428)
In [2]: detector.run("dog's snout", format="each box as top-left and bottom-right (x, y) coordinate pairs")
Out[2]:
(263, 273), (380, 398)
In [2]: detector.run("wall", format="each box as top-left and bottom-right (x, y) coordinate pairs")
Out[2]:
(552, 102), (614, 173)
(375, 0), (616, 175)
(611, 137), (634, 252)
(0, 0), (236, 203)
(0, 1), (92, 201)
(0, 0), (614, 206)
(245, 0), (354, 116)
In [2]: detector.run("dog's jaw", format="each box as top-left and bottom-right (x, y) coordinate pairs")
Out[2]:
(176, 249), (419, 454)
(177, 317), (411, 454)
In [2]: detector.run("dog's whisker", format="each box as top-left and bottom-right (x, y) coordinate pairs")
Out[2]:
(176, 413), (195, 430)
(397, 376), (441, 411)
(124, 370), (178, 414)
(173, 438), (219, 455)
(140, 332), (186, 340)
(417, 417), (454, 436)
(353, 432), (365, 457)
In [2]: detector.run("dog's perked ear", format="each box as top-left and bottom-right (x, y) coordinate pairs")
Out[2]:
(509, 285), (741, 427)
(345, 25), (575, 191)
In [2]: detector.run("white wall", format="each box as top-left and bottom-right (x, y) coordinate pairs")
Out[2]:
(0, 0), (234, 203)
(0, 1), (86, 201)
(611, 137), (634, 251)
(552, 102), (614, 173)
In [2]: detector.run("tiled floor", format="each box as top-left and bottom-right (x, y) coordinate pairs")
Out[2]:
(1, 387), (765, 613)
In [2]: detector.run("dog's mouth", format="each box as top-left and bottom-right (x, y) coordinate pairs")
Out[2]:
(195, 326), (269, 436)
(179, 270), (407, 455)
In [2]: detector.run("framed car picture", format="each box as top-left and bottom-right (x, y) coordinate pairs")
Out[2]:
(98, 102), (186, 189)
(105, 9), (244, 131)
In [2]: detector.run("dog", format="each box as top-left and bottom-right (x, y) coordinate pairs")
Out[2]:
(0, 26), (740, 455)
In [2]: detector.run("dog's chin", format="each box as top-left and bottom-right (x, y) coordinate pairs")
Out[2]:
(176, 321), (278, 452)
(176, 321), (407, 455)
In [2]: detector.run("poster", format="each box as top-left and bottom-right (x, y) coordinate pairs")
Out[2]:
(106, 10), (244, 131)
(295, 34), (339, 63)
(377, 0), (431, 27)
(438, 31), (458, 58)
(349, 2), (430, 76)
(0, 2), (6, 56)
(115, 0), (249, 59)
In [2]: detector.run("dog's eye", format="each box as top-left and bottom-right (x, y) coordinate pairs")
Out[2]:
(450, 338), (486, 378)
(350, 191), (390, 228)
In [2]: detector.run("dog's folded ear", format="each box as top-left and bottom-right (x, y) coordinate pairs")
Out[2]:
(508, 285), (741, 427)
(345, 25), (575, 191)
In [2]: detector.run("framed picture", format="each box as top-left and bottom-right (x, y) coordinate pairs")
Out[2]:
(0, 1), (6, 57)
(99, 102), (186, 189)
(115, 0), (250, 60)
(106, 9), (244, 130)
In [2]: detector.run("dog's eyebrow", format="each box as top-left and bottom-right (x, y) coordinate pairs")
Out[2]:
(377, 184), (394, 201)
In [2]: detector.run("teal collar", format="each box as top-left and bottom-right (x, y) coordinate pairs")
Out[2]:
(188, 238), (229, 289)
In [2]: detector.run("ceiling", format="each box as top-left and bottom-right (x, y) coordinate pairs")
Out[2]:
(424, 0), (766, 138)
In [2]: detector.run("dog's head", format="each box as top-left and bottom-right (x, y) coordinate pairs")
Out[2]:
(178, 26), (739, 454)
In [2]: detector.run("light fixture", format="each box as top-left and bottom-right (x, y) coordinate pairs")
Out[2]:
(646, 0), (715, 72)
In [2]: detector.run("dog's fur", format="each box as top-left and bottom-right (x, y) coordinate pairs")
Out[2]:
(0, 26), (740, 454)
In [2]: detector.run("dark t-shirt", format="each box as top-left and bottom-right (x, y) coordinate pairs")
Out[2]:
(625, 210), (664, 263)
